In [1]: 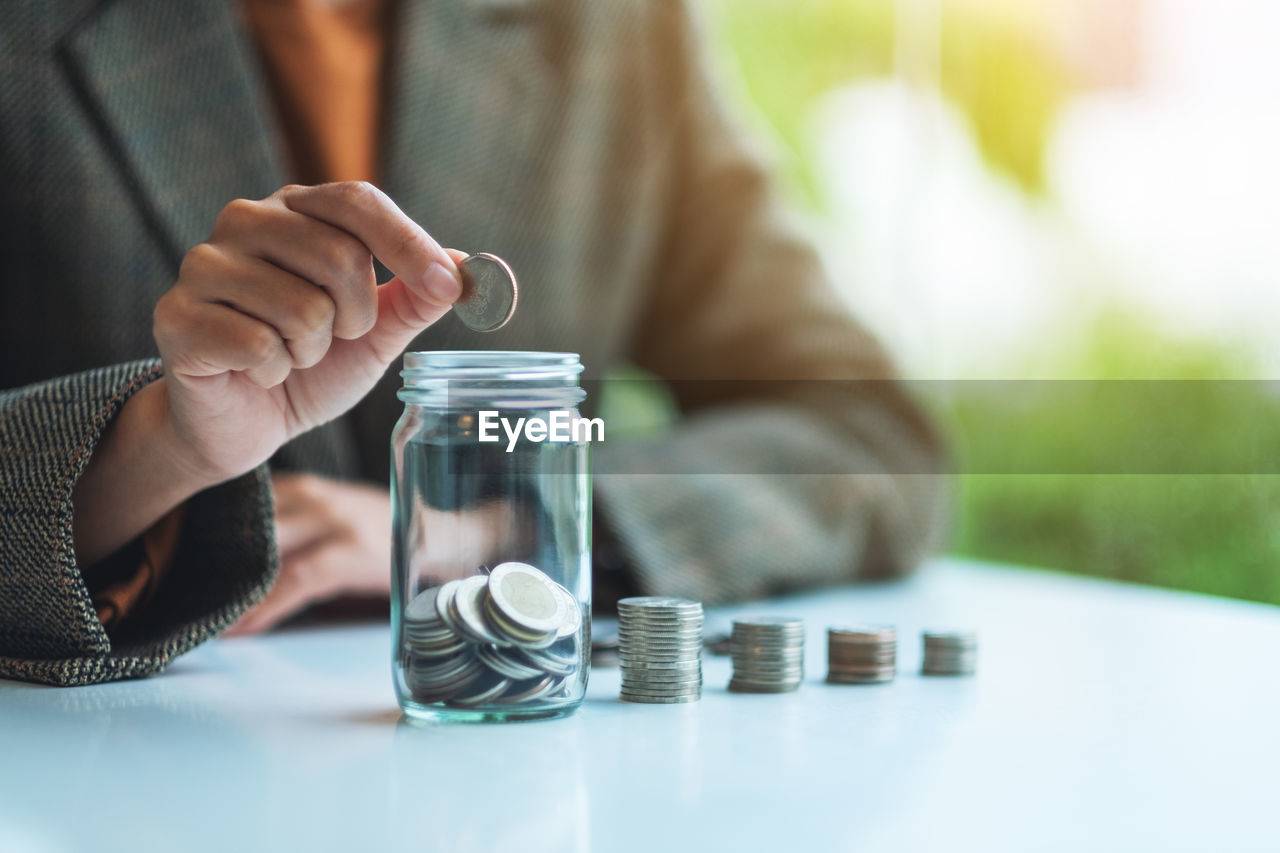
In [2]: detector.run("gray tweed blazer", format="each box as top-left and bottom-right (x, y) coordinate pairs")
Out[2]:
(0, 0), (947, 685)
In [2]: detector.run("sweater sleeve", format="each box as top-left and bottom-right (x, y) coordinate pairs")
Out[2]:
(590, 1), (949, 605)
(0, 360), (276, 685)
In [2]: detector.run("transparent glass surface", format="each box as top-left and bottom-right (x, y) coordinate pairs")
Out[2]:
(391, 352), (591, 722)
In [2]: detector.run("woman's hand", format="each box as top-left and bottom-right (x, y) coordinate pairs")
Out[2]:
(155, 181), (464, 485)
(227, 472), (530, 635)
(74, 182), (464, 566)
(227, 472), (393, 635)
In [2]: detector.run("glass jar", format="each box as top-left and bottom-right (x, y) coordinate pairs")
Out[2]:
(391, 351), (592, 722)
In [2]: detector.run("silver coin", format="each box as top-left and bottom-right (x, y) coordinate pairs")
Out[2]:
(734, 615), (804, 626)
(729, 615), (805, 692)
(483, 597), (559, 649)
(554, 584), (583, 640)
(617, 596), (703, 610)
(618, 614), (704, 625)
(924, 650), (978, 659)
(454, 253), (518, 332)
(621, 689), (702, 700)
(922, 656), (977, 675)
(730, 644), (805, 655)
(516, 646), (579, 678)
(619, 656), (703, 667)
(921, 631), (978, 675)
(732, 663), (804, 675)
(621, 627), (704, 637)
(621, 652), (703, 662)
(404, 620), (453, 638)
(620, 676), (704, 689)
(409, 656), (486, 701)
(734, 666), (803, 675)
(476, 644), (546, 681)
(732, 618), (805, 635)
(451, 575), (504, 644)
(405, 587), (445, 623)
(619, 676), (702, 687)
(619, 635), (704, 646)
(620, 692), (701, 704)
(728, 681), (800, 694)
(621, 632), (703, 642)
(830, 626), (897, 640)
(409, 650), (480, 684)
(433, 579), (466, 634)
(488, 562), (565, 635)
(404, 631), (459, 652)
(447, 674), (513, 707)
(407, 634), (469, 658)
(620, 673), (704, 687)
(621, 646), (704, 656)
(499, 675), (561, 703)
(618, 659), (703, 672)
(619, 640), (704, 650)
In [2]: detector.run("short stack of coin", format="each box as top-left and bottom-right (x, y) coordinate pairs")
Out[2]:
(617, 597), (703, 704)
(826, 626), (897, 684)
(402, 561), (583, 707)
(921, 630), (978, 675)
(727, 617), (805, 693)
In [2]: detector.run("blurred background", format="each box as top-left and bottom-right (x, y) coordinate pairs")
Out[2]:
(698, 0), (1280, 605)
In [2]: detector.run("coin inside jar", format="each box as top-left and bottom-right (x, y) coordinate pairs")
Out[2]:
(553, 585), (582, 640)
(487, 561), (566, 636)
(451, 575), (504, 645)
(453, 252), (518, 332)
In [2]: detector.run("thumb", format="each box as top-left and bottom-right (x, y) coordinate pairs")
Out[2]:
(362, 249), (468, 364)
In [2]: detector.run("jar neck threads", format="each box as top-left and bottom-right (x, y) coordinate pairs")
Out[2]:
(398, 351), (586, 408)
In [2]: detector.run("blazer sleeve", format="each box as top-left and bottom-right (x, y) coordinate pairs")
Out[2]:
(0, 361), (276, 685)
(591, 1), (950, 604)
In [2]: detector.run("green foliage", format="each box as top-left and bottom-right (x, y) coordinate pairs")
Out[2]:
(943, 313), (1280, 605)
(705, 0), (1073, 200)
(954, 474), (1280, 605)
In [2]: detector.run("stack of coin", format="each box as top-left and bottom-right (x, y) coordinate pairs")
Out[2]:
(727, 617), (805, 693)
(826, 626), (897, 684)
(921, 630), (978, 675)
(617, 597), (703, 704)
(402, 561), (583, 707)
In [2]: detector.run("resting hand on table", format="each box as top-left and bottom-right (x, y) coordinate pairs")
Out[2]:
(227, 472), (392, 635)
(228, 472), (529, 634)
(73, 181), (465, 566)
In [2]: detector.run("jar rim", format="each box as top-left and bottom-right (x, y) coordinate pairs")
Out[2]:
(399, 350), (585, 406)
(404, 351), (581, 370)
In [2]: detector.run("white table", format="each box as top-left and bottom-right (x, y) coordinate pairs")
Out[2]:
(2, 558), (1277, 853)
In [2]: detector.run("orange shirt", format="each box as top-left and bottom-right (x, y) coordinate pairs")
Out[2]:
(242, 0), (388, 184)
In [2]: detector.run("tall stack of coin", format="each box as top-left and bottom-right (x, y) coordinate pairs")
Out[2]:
(617, 597), (703, 704)
(826, 626), (897, 684)
(727, 617), (805, 693)
(921, 630), (978, 675)
(401, 561), (583, 707)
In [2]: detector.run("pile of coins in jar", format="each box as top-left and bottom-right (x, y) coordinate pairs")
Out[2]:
(401, 562), (582, 708)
